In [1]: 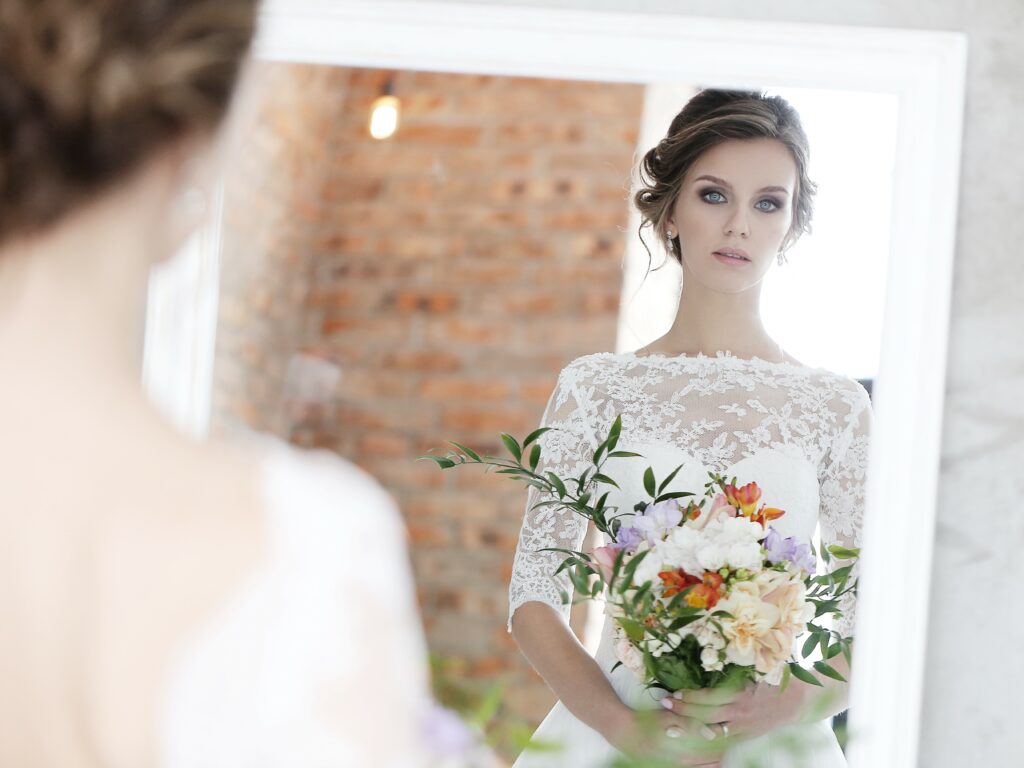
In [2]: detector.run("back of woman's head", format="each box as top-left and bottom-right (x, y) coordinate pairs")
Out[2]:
(0, 0), (259, 245)
(633, 88), (817, 266)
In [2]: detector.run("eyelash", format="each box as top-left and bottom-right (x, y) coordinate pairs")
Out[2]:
(699, 188), (783, 212)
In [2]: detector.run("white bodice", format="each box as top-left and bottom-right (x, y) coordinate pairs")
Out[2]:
(158, 437), (432, 768)
(508, 350), (873, 638)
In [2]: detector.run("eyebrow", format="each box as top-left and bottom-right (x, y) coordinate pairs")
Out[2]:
(692, 174), (790, 195)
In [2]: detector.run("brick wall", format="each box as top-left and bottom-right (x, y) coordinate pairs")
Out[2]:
(212, 61), (644, 734)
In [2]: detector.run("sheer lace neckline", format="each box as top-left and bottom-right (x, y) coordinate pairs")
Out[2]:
(613, 349), (831, 376)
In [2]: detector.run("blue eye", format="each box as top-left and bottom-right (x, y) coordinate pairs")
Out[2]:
(700, 188), (782, 212)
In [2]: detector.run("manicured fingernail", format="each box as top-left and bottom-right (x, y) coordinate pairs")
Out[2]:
(660, 698), (673, 710)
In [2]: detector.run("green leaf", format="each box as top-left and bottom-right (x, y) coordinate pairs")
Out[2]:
(789, 663), (823, 687)
(607, 451), (643, 458)
(657, 462), (686, 495)
(546, 472), (567, 498)
(827, 545), (860, 559)
(522, 427), (551, 448)
(529, 443), (541, 471)
(643, 467), (656, 498)
(592, 473), (620, 489)
(653, 490), (696, 503)
(500, 433), (522, 461)
(802, 632), (820, 659)
(814, 660), (847, 682)
(448, 441), (481, 462)
(824, 642), (843, 660)
(418, 455), (456, 469)
(607, 414), (622, 451)
(469, 681), (504, 726)
(617, 618), (646, 643)
(779, 662), (792, 694)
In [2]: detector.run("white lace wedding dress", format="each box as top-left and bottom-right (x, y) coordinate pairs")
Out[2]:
(158, 436), (433, 768)
(508, 351), (872, 768)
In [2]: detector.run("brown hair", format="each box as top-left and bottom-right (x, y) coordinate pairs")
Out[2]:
(633, 88), (818, 269)
(0, 0), (259, 244)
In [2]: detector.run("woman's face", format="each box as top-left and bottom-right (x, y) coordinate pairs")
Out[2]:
(667, 138), (797, 294)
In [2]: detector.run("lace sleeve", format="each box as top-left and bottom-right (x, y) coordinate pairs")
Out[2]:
(818, 380), (873, 639)
(507, 362), (598, 632)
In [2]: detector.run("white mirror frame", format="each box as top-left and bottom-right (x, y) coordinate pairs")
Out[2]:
(252, 3), (967, 765)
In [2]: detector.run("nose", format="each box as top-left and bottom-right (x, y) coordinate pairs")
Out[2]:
(725, 208), (749, 237)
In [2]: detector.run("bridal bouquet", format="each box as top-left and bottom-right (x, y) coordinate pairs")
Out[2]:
(420, 415), (858, 695)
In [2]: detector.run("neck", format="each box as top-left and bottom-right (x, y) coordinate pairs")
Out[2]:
(657, 260), (777, 358)
(0, 173), (167, 418)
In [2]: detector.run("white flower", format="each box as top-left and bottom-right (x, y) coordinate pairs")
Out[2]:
(632, 545), (665, 588)
(615, 638), (646, 677)
(717, 515), (768, 544)
(726, 541), (764, 571)
(693, 619), (726, 651)
(701, 645), (725, 672)
(716, 582), (786, 671)
(696, 542), (726, 572)
(666, 525), (704, 575)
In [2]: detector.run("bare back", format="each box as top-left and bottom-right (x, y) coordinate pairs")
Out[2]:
(0, 402), (267, 768)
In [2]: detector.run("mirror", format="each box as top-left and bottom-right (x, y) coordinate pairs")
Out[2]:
(143, 3), (966, 766)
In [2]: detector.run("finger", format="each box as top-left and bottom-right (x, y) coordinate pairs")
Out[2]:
(662, 698), (728, 723)
(674, 687), (746, 706)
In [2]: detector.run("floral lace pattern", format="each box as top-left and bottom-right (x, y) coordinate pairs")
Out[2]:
(507, 350), (873, 638)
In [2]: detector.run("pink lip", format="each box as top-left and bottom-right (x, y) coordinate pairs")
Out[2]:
(714, 247), (750, 260)
(714, 250), (751, 265)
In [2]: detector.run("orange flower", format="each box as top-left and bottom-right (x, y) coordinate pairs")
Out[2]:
(659, 568), (701, 598)
(684, 571), (725, 609)
(751, 504), (786, 528)
(702, 571), (724, 590)
(725, 482), (762, 517)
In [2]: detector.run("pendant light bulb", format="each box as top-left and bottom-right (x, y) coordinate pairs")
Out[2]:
(369, 94), (400, 140)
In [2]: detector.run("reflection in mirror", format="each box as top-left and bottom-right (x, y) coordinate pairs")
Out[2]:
(149, 63), (898, 765)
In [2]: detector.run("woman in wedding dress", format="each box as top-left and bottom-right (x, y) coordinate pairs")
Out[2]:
(0, 3), (433, 766)
(508, 89), (872, 768)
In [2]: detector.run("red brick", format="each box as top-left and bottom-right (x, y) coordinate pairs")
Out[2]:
(212, 62), (643, 731)
(398, 124), (483, 146)
(420, 376), (510, 402)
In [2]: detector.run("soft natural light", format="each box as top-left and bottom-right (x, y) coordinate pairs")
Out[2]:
(619, 85), (898, 381)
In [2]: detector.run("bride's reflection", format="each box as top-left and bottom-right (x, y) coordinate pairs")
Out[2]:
(189, 63), (891, 765)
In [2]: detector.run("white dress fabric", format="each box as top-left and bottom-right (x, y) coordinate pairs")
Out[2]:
(158, 436), (433, 768)
(508, 351), (872, 768)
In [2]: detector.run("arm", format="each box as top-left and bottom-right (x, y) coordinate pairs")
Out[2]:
(810, 379), (873, 718)
(507, 364), (634, 743)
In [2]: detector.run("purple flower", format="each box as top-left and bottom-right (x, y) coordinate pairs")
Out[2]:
(610, 526), (643, 553)
(792, 541), (817, 575)
(763, 528), (816, 574)
(633, 499), (684, 543)
(421, 702), (476, 757)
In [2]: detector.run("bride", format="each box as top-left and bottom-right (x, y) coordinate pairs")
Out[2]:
(0, 2), (432, 766)
(508, 89), (872, 767)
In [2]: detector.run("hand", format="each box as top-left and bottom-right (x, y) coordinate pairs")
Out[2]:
(601, 703), (729, 767)
(662, 678), (807, 744)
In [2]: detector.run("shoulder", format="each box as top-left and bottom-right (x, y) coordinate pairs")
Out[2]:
(807, 371), (873, 440)
(249, 434), (406, 549)
(555, 350), (628, 383)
